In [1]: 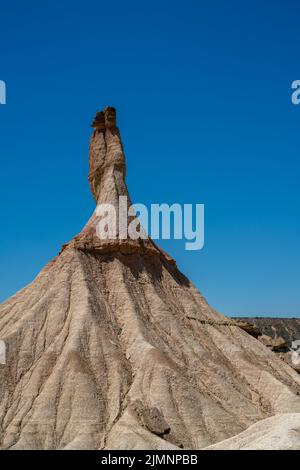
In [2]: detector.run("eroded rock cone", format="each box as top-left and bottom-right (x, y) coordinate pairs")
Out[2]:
(0, 108), (300, 450)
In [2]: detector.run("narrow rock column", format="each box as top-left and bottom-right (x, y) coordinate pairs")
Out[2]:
(89, 107), (131, 208)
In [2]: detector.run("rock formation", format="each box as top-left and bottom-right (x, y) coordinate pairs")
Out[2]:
(235, 317), (300, 374)
(0, 108), (300, 450)
(205, 413), (300, 450)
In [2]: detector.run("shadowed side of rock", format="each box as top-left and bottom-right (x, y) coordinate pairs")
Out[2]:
(235, 317), (300, 373)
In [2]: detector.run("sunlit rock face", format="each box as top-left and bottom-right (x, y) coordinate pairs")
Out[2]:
(0, 108), (300, 450)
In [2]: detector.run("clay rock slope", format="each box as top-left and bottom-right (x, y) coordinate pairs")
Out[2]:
(0, 108), (300, 450)
(204, 413), (300, 450)
(235, 317), (300, 373)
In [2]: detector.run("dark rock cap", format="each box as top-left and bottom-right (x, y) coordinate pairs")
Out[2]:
(91, 106), (117, 129)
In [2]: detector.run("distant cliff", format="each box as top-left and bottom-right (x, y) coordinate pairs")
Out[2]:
(235, 317), (300, 373)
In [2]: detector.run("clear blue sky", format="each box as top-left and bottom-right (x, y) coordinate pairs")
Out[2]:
(0, 0), (299, 316)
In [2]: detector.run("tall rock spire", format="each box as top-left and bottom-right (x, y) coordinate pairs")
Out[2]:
(88, 107), (130, 206)
(66, 107), (174, 264)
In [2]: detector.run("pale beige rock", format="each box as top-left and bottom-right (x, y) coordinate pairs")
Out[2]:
(259, 334), (286, 351)
(204, 413), (300, 450)
(235, 317), (300, 373)
(0, 108), (300, 450)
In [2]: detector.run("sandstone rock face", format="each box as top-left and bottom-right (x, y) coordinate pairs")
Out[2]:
(259, 334), (286, 351)
(204, 413), (300, 450)
(236, 317), (300, 373)
(0, 108), (300, 450)
(235, 317), (300, 347)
